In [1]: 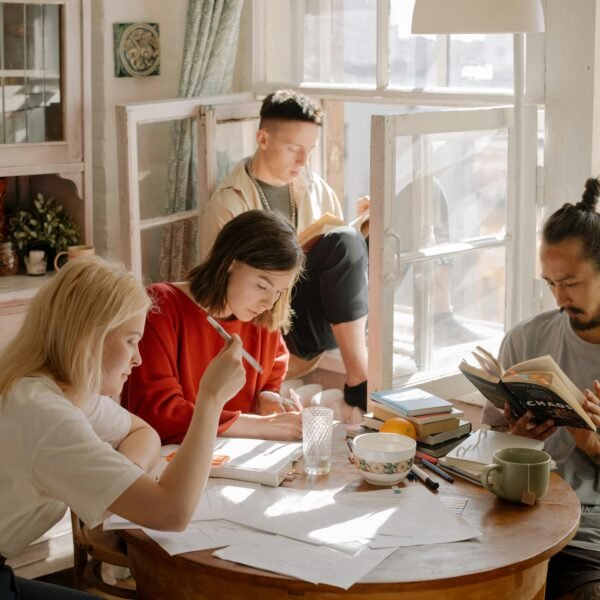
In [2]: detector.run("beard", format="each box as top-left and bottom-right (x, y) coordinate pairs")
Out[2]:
(561, 306), (600, 331)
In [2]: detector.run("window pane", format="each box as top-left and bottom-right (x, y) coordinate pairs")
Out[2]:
(215, 118), (259, 187)
(264, 0), (376, 86)
(1, 2), (63, 143)
(392, 248), (505, 384)
(137, 120), (181, 221)
(388, 0), (513, 90)
(141, 219), (198, 284)
(393, 128), (508, 251)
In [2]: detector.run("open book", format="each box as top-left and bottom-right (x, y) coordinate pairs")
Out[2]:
(297, 210), (369, 251)
(459, 346), (596, 431)
(162, 438), (303, 487)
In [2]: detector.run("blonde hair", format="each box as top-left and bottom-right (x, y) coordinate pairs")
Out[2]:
(0, 256), (152, 403)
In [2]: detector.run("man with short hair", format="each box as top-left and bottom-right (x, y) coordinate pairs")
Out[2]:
(201, 90), (369, 409)
(481, 177), (600, 600)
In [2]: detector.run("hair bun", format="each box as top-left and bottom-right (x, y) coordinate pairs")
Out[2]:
(578, 177), (600, 211)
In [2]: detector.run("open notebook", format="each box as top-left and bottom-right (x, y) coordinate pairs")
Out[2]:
(439, 428), (544, 484)
(161, 438), (303, 487)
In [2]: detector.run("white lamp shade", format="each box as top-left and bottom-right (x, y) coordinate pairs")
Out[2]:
(411, 0), (545, 34)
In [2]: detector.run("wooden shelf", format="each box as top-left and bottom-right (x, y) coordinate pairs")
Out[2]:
(0, 272), (53, 303)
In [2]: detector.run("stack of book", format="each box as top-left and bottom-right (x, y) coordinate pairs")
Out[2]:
(365, 387), (472, 457)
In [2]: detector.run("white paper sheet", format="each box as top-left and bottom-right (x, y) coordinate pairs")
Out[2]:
(142, 520), (274, 555)
(103, 479), (268, 530)
(213, 536), (396, 589)
(231, 486), (395, 554)
(336, 487), (481, 546)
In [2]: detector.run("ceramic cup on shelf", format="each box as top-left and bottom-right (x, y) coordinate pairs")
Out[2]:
(24, 250), (48, 276)
(54, 245), (95, 270)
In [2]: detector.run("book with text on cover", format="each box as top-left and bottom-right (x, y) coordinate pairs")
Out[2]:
(459, 346), (596, 431)
(370, 387), (453, 416)
(297, 210), (369, 252)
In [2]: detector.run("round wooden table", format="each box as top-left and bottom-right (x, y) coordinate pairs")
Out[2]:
(122, 436), (580, 600)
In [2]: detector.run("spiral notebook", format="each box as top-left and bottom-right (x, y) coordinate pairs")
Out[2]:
(440, 428), (543, 474)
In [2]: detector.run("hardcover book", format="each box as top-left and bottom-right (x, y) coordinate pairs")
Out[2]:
(416, 434), (471, 458)
(297, 211), (369, 251)
(369, 402), (463, 437)
(370, 387), (453, 416)
(459, 346), (596, 431)
(417, 420), (472, 445)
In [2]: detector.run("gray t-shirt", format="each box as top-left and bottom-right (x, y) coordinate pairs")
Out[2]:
(257, 180), (293, 225)
(481, 309), (600, 550)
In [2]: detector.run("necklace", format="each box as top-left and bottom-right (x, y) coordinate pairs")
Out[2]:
(245, 158), (297, 229)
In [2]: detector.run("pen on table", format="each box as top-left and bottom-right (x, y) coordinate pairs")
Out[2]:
(410, 464), (439, 492)
(421, 458), (454, 483)
(206, 315), (264, 374)
(415, 450), (438, 464)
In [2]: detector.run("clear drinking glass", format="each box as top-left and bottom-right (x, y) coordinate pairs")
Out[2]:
(302, 406), (333, 476)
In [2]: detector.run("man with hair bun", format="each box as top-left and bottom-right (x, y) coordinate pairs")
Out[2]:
(481, 176), (600, 599)
(201, 90), (369, 410)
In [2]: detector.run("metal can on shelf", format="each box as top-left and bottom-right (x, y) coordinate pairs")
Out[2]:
(0, 241), (18, 276)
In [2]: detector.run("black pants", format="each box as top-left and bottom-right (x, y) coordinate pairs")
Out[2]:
(546, 545), (600, 599)
(286, 226), (368, 359)
(0, 563), (100, 600)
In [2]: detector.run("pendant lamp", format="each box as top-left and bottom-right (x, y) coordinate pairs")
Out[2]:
(411, 0), (545, 35)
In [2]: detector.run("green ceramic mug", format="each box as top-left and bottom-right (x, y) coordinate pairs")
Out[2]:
(480, 447), (551, 505)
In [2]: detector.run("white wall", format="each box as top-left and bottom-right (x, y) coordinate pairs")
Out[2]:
(544, 0), (600, 215)
(91, 0), (187, 258)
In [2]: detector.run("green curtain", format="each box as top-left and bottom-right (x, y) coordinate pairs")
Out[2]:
(158, 0), (244, 281)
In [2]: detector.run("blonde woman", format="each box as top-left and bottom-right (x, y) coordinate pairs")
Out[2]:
(0, 256), (245, 599)
(123, 210), (306, 444)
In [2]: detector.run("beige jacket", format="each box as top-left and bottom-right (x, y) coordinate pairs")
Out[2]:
(200, 159), (343, 259)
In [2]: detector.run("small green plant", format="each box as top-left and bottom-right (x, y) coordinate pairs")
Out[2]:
(9, 193), (80, 251)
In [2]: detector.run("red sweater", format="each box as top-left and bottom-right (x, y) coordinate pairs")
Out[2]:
(122, 283), (289, 444)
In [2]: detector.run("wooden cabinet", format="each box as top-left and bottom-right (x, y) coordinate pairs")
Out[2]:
(0, 0), (90, 578)
(0, 0), (91, 349)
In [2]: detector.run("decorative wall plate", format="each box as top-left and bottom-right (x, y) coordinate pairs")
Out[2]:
(114, 23), (160, 78)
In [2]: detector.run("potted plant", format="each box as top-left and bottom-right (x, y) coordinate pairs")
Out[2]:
(8, 193), (80, 275)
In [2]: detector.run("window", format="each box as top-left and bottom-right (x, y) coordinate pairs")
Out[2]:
(253, 0), (544, 390)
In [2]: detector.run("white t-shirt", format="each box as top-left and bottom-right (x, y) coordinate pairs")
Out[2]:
(0, 376), (144, 557)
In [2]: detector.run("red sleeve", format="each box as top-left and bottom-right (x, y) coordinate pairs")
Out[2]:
(122, 295), (240, 444)
(260, 332), (289, 394)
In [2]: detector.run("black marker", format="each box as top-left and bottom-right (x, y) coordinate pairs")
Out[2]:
(410, 464), (439, 491)
(422, 458), (454, 483)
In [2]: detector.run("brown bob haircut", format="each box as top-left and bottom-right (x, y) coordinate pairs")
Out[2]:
(189, 210), (304, 332)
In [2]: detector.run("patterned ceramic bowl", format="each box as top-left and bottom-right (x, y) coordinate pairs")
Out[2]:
(351, 432), (416, 485)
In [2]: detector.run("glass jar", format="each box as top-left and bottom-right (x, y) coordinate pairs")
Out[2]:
(0, 241), (18, 276)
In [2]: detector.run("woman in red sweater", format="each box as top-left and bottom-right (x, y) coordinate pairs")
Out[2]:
(123, 211), (305, 443)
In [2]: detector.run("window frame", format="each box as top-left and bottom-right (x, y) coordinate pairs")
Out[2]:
(368, 105), (538, 391)
(251, 0), (545, 396)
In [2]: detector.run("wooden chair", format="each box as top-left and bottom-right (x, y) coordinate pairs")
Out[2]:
(70, 511), (136, 599)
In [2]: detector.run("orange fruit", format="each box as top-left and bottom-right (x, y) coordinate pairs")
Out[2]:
(379, 417), (417, 440)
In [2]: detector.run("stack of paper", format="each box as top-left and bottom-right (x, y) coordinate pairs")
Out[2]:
(107, 478), (481, 589)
